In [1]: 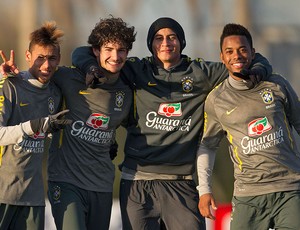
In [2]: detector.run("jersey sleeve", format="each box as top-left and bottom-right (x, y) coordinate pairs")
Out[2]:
(196, 144), (216, 196)
(250, 53), (273, 80)
(196, 89), (225, 196)
(274, 75), (300, 134)
(71, 46), (98, 74)
(0, 80), (34, 146)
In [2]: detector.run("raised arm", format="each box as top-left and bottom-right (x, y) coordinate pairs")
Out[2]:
(0, 50), (20, 78)
(71, 46), (97, 74)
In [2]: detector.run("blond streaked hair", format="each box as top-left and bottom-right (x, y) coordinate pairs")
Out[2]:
(28, 21), (64, 52)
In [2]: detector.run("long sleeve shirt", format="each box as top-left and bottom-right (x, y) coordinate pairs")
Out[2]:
(0, 71), (62, 206)
(197, 74), (300, 197)
(72, 46), (272, 175)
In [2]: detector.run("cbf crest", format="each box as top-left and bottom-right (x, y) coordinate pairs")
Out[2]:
(48, 97), (55, 114)
(260, 89), (274, 104)
(181, 76), (194, 93)
(52, 185), (61, 204)
(115, 91), (125, 107)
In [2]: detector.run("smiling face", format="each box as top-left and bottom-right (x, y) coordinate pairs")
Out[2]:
(220, 35), (255, 80)
(26, 44), (60, 84)
(93, 42), (128, 75)
(152, 28), (181, 69)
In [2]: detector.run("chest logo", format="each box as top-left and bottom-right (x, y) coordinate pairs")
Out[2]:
(148, 82), (157, 87)
(86, 113), (110, 130)
(181, 76), (194, 93)
(260, 89), (274, 104)
(158, 103), (182, 117)
(79, 90), (91, 95)
(115, 91), (125, 107)
(248, 117), (272, 137)
(48, 97), (55, 114)
(20, 102), (29, 107)
(226, 107), (237, 115)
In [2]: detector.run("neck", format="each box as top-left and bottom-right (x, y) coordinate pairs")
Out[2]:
(155, 57), (182, 70)
(24, 71), (49, 88)
(228, 75), (252, 90)
(103, 71), (120, 84)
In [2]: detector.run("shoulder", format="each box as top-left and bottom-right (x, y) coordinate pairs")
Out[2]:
(264, 73), (292, 90)
(55, 65), (83, 75)
(53, 66), (84, 82)
(206, 80), (227, 101)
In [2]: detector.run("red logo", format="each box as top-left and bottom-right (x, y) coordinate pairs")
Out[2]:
(86, 113), (110, 130)
(32, 132), (46, 139)
(248, 117), (272, 136)
(158, 103), (182, 117)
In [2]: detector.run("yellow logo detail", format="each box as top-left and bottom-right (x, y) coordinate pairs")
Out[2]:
(20, 102), (29, 107)
(79, 90), (91, 95)
(148, 82), (157, 87)
(226, 107), (237, 115)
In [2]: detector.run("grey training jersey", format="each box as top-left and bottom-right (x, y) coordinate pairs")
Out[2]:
(201, 74), (300, 196)
(0, 72), (62, 206)
(48, 67), (132, 192)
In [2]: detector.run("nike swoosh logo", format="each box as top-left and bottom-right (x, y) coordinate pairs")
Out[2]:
(148, 82), (157, 87)
(226, 107), (237, 115)
(20, 102), (29, 107)
(79, 90), (91, 95)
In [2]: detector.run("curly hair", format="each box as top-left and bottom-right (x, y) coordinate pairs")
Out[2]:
(88, 16), (136, 51)
(28, 21), (64, 52)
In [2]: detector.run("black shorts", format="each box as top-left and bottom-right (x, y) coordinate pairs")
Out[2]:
(48, 181), (112, 230)
(0, 204), (44, 230)
(119, 179), (206, 230)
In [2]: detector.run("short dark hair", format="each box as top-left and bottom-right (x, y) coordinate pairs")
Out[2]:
(220, 23), (253, 51)
(29, 21), (64, 52)
(88, 16), (136, 51)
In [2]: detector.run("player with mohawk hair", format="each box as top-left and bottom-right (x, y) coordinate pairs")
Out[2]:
(0, 21), (70, 230)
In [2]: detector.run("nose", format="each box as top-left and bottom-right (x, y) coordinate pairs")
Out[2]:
(41, 58), (50, 68)
(110, 50), (119, 60)
(161, 37), (170, 46)
(233, 50), (242, 59)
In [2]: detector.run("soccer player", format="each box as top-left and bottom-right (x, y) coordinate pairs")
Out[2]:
(72, 17), (272, 229)
(1, 16), (136, 230)
(0, 21), (70, 230)
(47, 17), (136, 230)
(197, 23), (300, 230)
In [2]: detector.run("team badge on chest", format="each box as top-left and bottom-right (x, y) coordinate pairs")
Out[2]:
(48, 97), (55, 114)
(181, 76), (194, 93)
(115, 91), (125, 107)
(260, 88), (274, 104)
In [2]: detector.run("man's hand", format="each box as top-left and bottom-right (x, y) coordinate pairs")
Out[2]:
(30, 109), (73, 134)
(198, 193), (217, 220)
(109, 142), (118, 160)
(0, 50), (19, 77)
(86, 65), (107, 88)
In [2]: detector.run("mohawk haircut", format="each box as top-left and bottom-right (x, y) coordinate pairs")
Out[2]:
(88, 16), (136, 51)
(28, 21), (64, 52)
(220, 23), (253, 51)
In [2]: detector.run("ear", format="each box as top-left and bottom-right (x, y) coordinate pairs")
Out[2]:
(57, 53), (61, 65)
(25, 50), (31, 62)
(92, 47), (100, 57)
(251, 48), (255, 60)
(220, 52), (225, 64)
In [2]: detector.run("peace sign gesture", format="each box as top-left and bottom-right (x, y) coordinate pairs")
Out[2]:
(0, 50), (19, 78)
